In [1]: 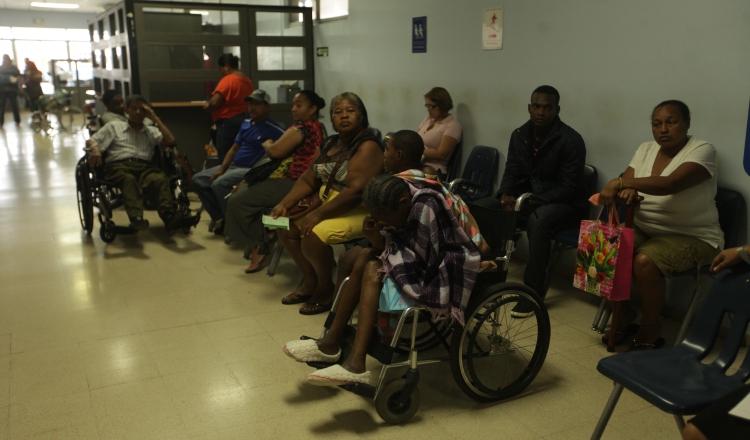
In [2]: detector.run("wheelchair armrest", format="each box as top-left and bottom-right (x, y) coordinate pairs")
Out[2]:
(514, 192), (549, 212)
(447, 178), (481, 193)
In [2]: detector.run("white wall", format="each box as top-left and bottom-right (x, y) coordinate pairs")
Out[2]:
(313, 0), (750, 247)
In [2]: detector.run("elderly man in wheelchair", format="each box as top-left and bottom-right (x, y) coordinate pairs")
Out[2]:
(84, 95), (198, 234)
(283, 173), (551, 423)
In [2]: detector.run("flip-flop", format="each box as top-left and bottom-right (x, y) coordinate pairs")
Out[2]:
(281, 292), (312, 305)
(627, 337), (666, 352)
(299, 301), (333, 316)
(307, 364), (371, 386)
(601, 323), (640, 346)
(244, 254), (268, 274)
(283, 339), (340, 363)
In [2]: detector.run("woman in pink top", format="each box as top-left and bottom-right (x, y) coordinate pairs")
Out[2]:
(417, 87), (462, 176)
(203, 53), (255, 162)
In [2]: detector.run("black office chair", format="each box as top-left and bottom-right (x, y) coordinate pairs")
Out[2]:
(448, 145), (499, 201)
(437, 140), (463, 182)
(541, 164), (598, 297)
(591, 266), (750, 439)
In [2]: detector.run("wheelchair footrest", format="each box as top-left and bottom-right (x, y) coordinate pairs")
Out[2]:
(340, 382), (376, 399)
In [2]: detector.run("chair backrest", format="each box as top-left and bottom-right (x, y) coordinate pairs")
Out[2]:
(715, 187), (745, 249)
(366, 127), (383, 148)
(683, 266), (750, 380)
(459, 145), (499, 200)
(444, 140), (463, 182)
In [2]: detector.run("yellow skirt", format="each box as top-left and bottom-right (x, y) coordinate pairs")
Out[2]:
(293, 186), (369, 245)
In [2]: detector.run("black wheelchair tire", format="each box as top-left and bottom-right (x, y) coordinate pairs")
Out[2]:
(100, 222), (117, 243)
(76, 159), (94, 234)
(449, 282), (550, 403)
(375, 378), (421, 424)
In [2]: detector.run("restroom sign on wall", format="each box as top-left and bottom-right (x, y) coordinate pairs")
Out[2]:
(482, 7), (503, 50)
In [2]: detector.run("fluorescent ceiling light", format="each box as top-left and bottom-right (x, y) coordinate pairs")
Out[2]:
(30, 2), (80, 9)
(189, 10), (210, 16)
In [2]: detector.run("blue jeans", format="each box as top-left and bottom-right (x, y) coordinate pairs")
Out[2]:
(473, 197), (581, 298)
(192, 164), (250, 221)
(214, 113), (246, 163)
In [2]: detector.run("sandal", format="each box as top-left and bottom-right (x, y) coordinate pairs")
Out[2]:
(244, 254), (268, 274)
(299, 301), (333, 316)
(281, 292), (312, 305)
(601, 323), (640, 346)
(627, 337), (666, 352)
(307, 364), (371, 386)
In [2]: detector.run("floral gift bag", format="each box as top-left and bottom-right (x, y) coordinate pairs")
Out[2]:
(573, 205), (634, 300)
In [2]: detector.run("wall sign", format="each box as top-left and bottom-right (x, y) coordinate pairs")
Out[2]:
(316, 47), (328, 57)
(482, 7), (503, 50)
(412, 16), (427, 53)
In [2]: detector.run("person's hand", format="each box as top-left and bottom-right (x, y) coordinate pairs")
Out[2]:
(710, 247), (744, 273)
(362, 216), (385, 244)
(88, 146), (102, 167)
(232, 180), (246, 195)
(209, 169), (224, 183)
(270, 204), (287, 219)
(616, 188), (642, 206)
(298, 212), (323, 238)
(262, 139), (274, 149)
(141, 103), (157, 120)
(500, 193), (517, 211)
(598, 178), (621, 206)
(202, 102), (210, 111)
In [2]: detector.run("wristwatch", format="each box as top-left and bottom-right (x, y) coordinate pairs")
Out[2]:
(738, 247), (750, 265)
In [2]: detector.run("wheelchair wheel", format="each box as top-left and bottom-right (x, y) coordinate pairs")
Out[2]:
(449, 282), (550, 403)
(375, 378), (421, 424)
(76, 159), (94, 234)
(58, 106), (85, 133)
(399, 313), (453, 351)
(100, 222), (117, 243)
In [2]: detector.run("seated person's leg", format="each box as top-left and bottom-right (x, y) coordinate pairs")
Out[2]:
(471, 196), (504, 210)
(212, 164), (249, 220)
(523, 202), (580, 299)
(339, 259), (384, 374)
(139, 166), (172, 215)
(104, 162), (146, 227)
(278, 225), (317, 303)
(192, 165), (224, 223)
(629, 233), (720, 349)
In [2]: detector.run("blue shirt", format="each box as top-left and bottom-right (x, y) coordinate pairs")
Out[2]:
(232, 117), (285, 167)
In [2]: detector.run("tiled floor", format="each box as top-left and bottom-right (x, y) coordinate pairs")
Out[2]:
(0, 121), (689, 439)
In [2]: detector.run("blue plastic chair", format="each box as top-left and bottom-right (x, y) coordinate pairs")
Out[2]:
(591, 266), (750, 439)
(450, 145), (499, 201)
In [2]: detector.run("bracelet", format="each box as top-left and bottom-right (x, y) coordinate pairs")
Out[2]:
(738, 247), (750, 265)
(618, 177), (623, 191)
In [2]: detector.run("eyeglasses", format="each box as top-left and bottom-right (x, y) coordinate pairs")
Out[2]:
(424, 104), (438, 110)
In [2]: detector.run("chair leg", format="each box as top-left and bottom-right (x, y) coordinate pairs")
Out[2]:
(542, 242), (564, 297)
(592, 298), (607, 331)
(591, 383), (625, 440)
(674, 414), (686, 433)
(266, 239), (284, 277)
(598, 306), (612, 334)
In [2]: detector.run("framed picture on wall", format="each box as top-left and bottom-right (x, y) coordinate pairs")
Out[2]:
(482, 7), (503, 50)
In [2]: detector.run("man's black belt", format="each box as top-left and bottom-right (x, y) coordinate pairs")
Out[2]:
(109, 158), (151, 165)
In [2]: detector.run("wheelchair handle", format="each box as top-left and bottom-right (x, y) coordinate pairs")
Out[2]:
(446, 178), (481, 193)
(514, 192), (549, 212)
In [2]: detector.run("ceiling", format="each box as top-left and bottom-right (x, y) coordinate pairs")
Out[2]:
(0, 0), (283, 14)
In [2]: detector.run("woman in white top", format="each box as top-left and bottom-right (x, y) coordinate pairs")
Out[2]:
(417, 87), (462, 176)
(599, 100), (723, 351)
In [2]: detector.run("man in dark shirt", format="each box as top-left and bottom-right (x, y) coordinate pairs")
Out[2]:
(477, 85), (587, 317)
(0, 54), (22, 128)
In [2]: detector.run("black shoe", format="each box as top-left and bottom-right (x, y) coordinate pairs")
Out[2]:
(129, 216), (150, 231)
(510, 301), (536, 319)
(166, 210), (200, 230)
(213, 219), (224, 235)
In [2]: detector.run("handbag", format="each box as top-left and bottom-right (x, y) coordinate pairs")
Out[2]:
(242, 156), (282, 186)
(286, 143), (350, 220)
(573, 204), (634, 300)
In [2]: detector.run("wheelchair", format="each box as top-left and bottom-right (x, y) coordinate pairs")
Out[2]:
(75, 145), (200, 242)
(298, 193), (552, 424)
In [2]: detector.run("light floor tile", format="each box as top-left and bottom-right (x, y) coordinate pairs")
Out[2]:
(84, 352), (161, 390)
(8, 391), (98, 439)
(150, 340), (225, 376)
(0, 336), (7, 358)
(140, 324), (210, 353)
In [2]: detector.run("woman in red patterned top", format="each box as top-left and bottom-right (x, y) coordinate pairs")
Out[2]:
(224, 90), (326, 272)
(203, 53), (254, 162)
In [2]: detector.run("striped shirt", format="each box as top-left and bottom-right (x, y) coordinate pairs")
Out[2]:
(91, 121), (162, 163)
